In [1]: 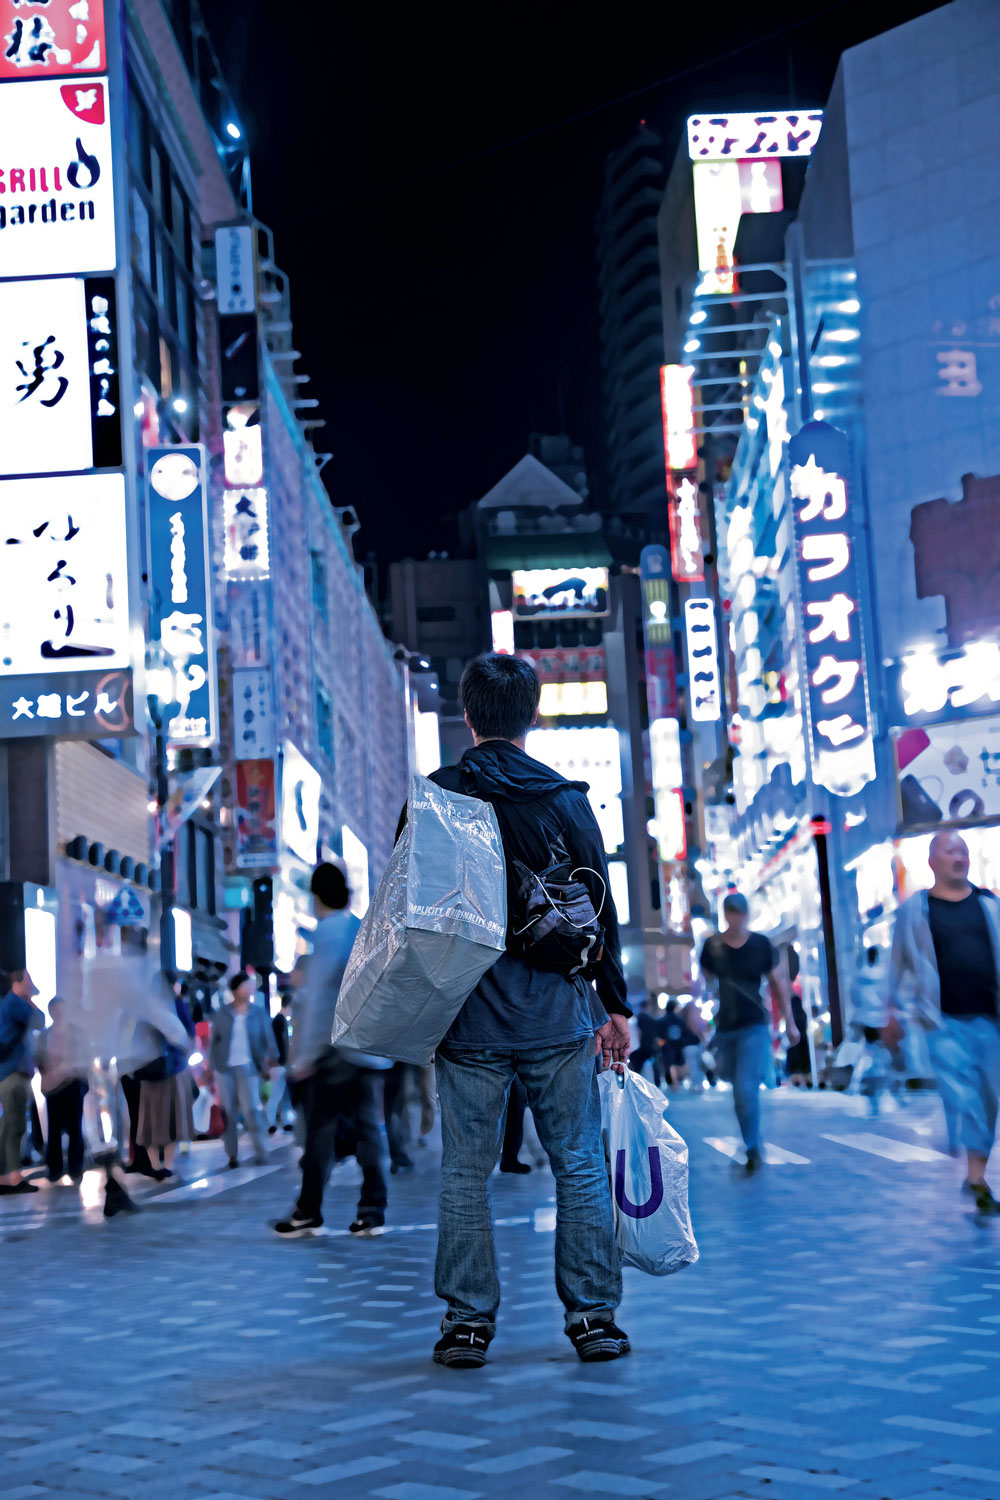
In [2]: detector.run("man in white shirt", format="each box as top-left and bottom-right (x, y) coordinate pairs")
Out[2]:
(210, 972), (275, 1167)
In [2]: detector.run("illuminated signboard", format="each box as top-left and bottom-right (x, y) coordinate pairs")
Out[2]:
(216, 225), (256, 315)
(0, 274), (120, 475)
(788, 419), (875, 796)
(280, 741), (321, 865)
(491, 609), (514, 655)
(668, 474), (704, 583)
(236, 758), (277, 870)
(342, 825), (370, 919)
(148, 446), (217, 748)
(0, 76), (117, 278)
(224, 486), (270, 580)
(649, 716), (686, 862)
(887, 641), (1000, 727)
(895, 718), (1000, 829)
(223, 424), (263, 488)
(692, 159), (783, 296)
(232, 667), (275, 759)
(687, 111), (823, 160)
(660, 365), (696, 473)
(525, 725), (623, 853)
(0, 0), (106, 80)
(519, 645), (606, 683)
(512, 567), (609, 619)
(684, 597), (722, 723)
(0, 470), (130, 675)
(538, 681), (608, 718)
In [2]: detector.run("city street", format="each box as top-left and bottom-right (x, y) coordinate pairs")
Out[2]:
(2, 1087), (1000, 1500)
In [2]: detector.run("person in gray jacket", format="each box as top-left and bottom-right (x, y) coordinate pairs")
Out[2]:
(211, 972), (275, 1167)
(888, 832), (1000, 1215)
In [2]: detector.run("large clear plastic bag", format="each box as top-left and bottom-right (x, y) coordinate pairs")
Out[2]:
(331, 776), (507, 1064)
(598, 1066), (699, 1277)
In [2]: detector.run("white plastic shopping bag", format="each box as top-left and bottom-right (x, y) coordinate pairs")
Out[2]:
(331, 776), (507, 1064)
(598, 1066), (698, 1277)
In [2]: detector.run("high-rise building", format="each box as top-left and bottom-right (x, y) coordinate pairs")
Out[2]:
(596, 126), (668, 518)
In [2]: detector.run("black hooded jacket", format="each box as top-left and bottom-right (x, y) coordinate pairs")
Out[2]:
(425, 739), (629, 1021)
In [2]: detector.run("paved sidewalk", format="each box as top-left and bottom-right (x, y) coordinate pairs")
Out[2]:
(1, 1088), (1000, 1499)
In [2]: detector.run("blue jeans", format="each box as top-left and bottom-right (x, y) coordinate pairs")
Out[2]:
(714, 1024), (771, 1153)
(927, 1015), (1000, 1158)
(434, 1039), (621, 1333)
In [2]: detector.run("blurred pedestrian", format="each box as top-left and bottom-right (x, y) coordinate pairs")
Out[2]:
(267, 993), (295, 1133)
(384, 1061), (416, 1174)
(887, 833), (1000, 1214)
(274, 863), (387, 1237)
(661, 999), (700, 1088)
(136, 984), (196, 1180)
(36, 997), (88, 1183)
(699, 893), (799, 1173)
(629, 997), (666, 1087)
(784, 986), (812, 1088)
(211, 972), (274, 1168)
(680, 1000), (710, 1090)
(0, 970), (44, 1195)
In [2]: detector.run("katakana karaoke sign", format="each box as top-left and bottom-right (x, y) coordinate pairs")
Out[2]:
(789, 419), (875, 796)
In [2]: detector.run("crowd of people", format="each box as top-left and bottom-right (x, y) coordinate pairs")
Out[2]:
(1, 656), (999, 1371)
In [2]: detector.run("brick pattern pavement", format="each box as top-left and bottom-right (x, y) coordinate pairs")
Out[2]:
(1, 1089), (999, 1498)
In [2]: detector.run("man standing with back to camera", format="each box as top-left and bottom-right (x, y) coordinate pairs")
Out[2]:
(421, 653), (632, 1368)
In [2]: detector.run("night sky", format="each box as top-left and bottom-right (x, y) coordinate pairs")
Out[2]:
(207, 1), (943, 574)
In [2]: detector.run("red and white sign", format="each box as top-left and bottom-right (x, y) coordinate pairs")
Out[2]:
(661, 364), (696, 474)
(668, 473), (705, 583)
(0, 0), (106, 82)
(0, 76), (116, 277)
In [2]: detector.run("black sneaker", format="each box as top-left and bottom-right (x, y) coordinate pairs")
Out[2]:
(499, 1159), (532, 1174)
(274, 1213), (323, 1238)
(349, 1211), (385, 1234)
(567, 1318), (631, 1363)
(745, 1147), (764, 1174)
(967, 1182), (1000, 1215)
(433, 1323), (492, 1368)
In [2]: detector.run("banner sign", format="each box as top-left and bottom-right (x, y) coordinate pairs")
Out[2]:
(147, 446), (216, 748)
(280, 741), (321, 865)
(232, 667), (274, 758)
(512, 568), (609, 620)
(0, 0), (106, 80)
(887, 640), (1000, 728)
(895, 717), (1000, 829)
(0, 274), (120, 475)
(0, 76), (116, 278)
(788, 419), (875, 796)
(229, 583), (268, 667)
(224, 486), (269, 579)
(684, 597), (722, 723)
(158, 766), (222, 852)
(0, 663), (131, 737)
(215, 225), (256, 315)
(235, 758), (277, 870)
(667, 473), (705, 582)
(687, 110), (823, 160)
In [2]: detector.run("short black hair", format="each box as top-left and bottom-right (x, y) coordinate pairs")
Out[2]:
(311, 862), (350, 911)
(460, 653), (540, 741)
(230, 970), (251, 993)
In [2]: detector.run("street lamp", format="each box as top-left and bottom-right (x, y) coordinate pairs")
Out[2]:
(145, 643), (182, 979)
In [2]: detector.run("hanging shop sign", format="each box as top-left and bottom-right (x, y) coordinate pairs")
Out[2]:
(511, 567), (609, 619)
(223, 486), (269, 579)
(0, 470), (130, 675)
(235, 757), (277, 870)
(0, 273), (120, 475)
(649, 716), (686, 863)
(147, 445), (216, 748)
(280, 741), (321, 865)
(0, 663), (131, 737)
(788, 419), (875, 796)
(219, 313), (258, 404)
(660, 364), (696, 473)
(158, 766), (222, 852)
(0, 0), (106, 80)
(229, 583), (268, 667)
(687, 110), (823, 160)
(215, 225), (256, 315)
(341, 825), (370, 920)
(490, 608), (514, 655)
(683, 596), (722, 723)
(232, 666), (275, 759)
(0, 76), (116, 279)
(887, 640), (1000, 728)
(895, 717), (1000, 829)
(667, 473), (705, 582)
(692, 159), (783, 297)
(223, 423), (263, 487)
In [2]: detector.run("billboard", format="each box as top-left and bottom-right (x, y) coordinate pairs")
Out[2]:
(660, 365), (696, 473)
(0, 76), (117, 278)
(281, 741), (321, 865)
(0, 274), (120, 474)
(692, 159), (783, 297)
(895, 717), (1000, 830)
(687, 111), (823, 160)
(525, 725), (623, 853)
(0, 1), (106, 80)
(232, 667), (275, 759)
(667, 474), (704, 583)
(235, 758), (277, 870)
(512, 568), (609, 620)
(887, 641), (1000, 728)
(147, 446), (216, 748)
(0, 471), (130, 675)
(683, 597), (722, 723)
(224, 486), (269, 579)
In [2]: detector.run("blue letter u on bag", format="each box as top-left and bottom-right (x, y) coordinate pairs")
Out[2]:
(615, 1148), (663, 1219)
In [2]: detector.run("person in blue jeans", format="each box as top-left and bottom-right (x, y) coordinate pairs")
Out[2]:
(699, 893), (798, 1173)
(422, 654), (632, 1368)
